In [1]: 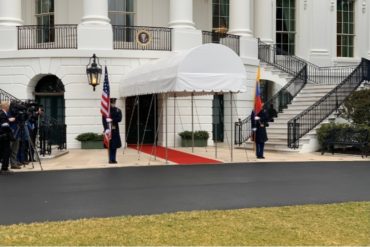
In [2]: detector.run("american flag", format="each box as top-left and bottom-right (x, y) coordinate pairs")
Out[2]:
(101, 66), (111, 147)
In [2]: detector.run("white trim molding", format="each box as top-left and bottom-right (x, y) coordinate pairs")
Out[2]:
(362, 0), (367, 13)
(330, 0), (335, 11)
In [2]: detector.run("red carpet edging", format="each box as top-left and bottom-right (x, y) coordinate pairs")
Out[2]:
(128, 145), (222, 165)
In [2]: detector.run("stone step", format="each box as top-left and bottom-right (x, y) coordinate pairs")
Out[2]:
(266, 128), (288, 135)
(292, 97), (324, 102)
(299, 91), (333, 96)
(303, 84), (337, 89)
(286, 105), (314, 111)
(277, 109), (306, 114)
(270, 113), (300, 119)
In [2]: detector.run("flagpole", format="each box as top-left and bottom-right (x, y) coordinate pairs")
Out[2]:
(101, 65), (111, 163)
(252, 66), (261, 154)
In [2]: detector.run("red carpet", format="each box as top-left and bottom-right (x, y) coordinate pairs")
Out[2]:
(128, 145), (222, 165)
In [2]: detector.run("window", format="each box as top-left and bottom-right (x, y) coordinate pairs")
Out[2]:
(109, 0), (135, 41)
(276, 0), (295, 55)
(212, 0), (229, 32)
(337, 0), (355, 57)
(109, 0), (134, 26)
(35, 0), (55, 43)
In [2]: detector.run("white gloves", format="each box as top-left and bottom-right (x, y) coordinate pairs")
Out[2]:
(106, 118), (112, 123)
(104, 129), (111, 134)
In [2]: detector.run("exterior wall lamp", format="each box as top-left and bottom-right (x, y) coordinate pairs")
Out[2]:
(86, 54), (102, 91)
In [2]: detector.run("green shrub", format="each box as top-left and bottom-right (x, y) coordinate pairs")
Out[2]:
(75, 132), (103, 142)
(343, 88), (370, 125)
(178, 130), (209, 140)
(316, 123), (370, 148)
(316, 123), (350, 146)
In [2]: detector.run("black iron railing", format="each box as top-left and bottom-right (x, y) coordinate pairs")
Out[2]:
(0, 88), (19, 102)
(288, 58), (370, 148)
(202, 31), (240, 55)
(259, 40), (356, 85)
(18, 25), (77, 49)
(0, 88), (66, 156)
(113, 26), (171, 51)
(234, 41), (307, 145)
(235, 66), (307, 145)
(39, 116), (66, 156)
(305, 60), (356, 85)
(258, 40), (306, 76)
(235, 40), (359, 146)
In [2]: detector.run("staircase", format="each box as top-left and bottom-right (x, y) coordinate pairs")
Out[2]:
(242, 83), (337, 151)
(235, 40), (370, 152)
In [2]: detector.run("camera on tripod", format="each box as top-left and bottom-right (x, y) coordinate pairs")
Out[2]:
(9, 100), (43, 125)
(8, 100), (44, 170)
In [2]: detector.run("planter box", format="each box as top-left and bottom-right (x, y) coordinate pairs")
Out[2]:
(181, 138), (208, 147)
(80, 141), (104, 149)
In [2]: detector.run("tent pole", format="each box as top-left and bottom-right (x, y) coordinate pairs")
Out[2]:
(137, 96), (140, 158)
(191, 93), (194, 153)
(215, 93), (218, 159)
(154, 94), (157, 160)
(174, 94), (176, 148)
(165, 93), (168, 164)
(230, 92), (234, 162)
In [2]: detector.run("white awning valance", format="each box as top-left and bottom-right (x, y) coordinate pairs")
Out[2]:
(120, 44), (247, 98)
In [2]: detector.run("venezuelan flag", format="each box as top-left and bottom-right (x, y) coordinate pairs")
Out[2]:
(254, 66), (263, 114)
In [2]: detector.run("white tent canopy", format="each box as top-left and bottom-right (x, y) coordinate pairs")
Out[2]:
(120, 44), (247, 97)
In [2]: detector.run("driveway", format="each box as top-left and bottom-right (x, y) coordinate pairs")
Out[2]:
(1, 161), (370, 225)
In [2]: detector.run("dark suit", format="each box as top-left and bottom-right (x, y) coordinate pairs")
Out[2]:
(0, 110), (12, 171)
(251, 109), (269, 158)
(102, 106), (122, 162)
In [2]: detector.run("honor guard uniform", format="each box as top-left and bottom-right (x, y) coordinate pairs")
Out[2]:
(102, 98), (122, 164)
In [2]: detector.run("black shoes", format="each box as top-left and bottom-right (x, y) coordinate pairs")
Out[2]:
(10, 164), (22, 169)
(257, 156), (265, 159)
(109, 160), (118, 164)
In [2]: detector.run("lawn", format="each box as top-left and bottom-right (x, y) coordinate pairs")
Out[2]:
(0, 202), (369, 245)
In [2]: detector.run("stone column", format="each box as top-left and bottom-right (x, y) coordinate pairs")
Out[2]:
(368, 0), (370, 58)
(229, 0), (253, 37)
(0, 0), (22, 50)
(80, 0), (110, 24)
(0, 0), (22, 26)
(169, 0), (195, 29)
(255, 0), (274, 43)
(168, 0), (201, 51)
(78, 0), (112, 50)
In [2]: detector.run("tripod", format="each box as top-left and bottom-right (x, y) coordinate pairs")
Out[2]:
(15, 122), (43, 171)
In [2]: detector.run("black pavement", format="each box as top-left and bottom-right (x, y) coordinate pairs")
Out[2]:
(1, 161), (370, 225)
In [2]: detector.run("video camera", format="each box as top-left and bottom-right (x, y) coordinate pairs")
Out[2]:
(9, 100), (43, 124)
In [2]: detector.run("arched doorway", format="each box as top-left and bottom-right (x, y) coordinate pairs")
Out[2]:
(34, 75), (65, 124)
(260, 79), (281, 103)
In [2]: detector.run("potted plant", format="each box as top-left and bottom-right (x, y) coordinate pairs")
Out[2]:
(75, 132), (104, 149)
(179, 130), (209, 147)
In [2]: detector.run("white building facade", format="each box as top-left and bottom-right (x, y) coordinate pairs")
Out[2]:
(0, 0), (369, 150)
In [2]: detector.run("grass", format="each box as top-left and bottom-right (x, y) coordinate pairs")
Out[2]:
(0, 202), (369, 246)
